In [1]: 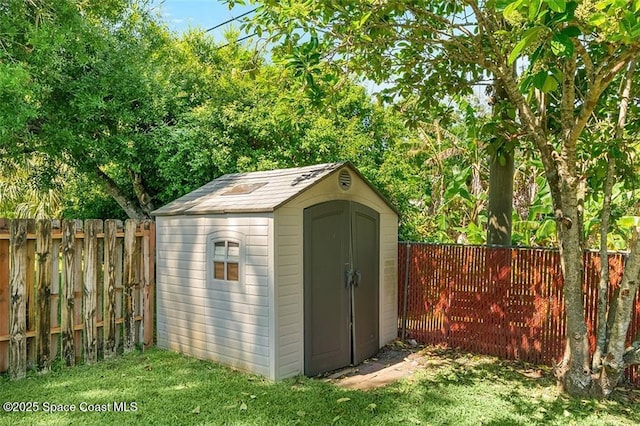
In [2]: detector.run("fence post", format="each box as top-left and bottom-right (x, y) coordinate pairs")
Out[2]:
(9, 220), (27, 379)
(401, 243), (411, 341)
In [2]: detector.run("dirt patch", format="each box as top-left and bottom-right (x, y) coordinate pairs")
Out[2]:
(324, 341), (426, 390)
(325, 342), (553, 391)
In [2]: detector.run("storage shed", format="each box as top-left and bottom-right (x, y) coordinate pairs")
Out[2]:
(152, 162), (398, 380)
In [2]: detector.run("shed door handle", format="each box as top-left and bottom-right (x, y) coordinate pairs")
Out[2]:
(354, 270), (362, 287)
(345, 269), (354, 288)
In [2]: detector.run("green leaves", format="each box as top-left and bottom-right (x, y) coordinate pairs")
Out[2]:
(529, 0), (542, 20)
(355, 11), (372, 29)
(531, 70), (559, 93)
(507, 8), (582, 64)
(280, 36), (325, 90)
(544, 0), (566, 13)
(617, 216), (640, 228)
(550, 30), (573, 57)
(508, 26), (543, 65)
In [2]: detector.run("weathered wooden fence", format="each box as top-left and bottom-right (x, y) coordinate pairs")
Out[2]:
(0, 219), (155, 379)
(398, 243), (640, 386)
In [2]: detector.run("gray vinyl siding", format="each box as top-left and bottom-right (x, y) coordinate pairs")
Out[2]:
(155, 214), (274, 377)
(156, 217), (206, 358)
(273, 207), (304, 379)
(380, 214), (399, 344)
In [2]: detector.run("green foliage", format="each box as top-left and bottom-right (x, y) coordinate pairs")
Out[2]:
(2, 0), (638, 254)
(0, 155), (65, 219)
(146, 36), (411, 213)
(0, 0), (176, 217)
(60, 174), (127, 220)
(0, 0), (414, 223)
(227, 0), (640, 252)
(230, 0), (487, 118)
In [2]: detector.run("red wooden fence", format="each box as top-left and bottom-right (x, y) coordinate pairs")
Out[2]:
(398, 243), (639, 386)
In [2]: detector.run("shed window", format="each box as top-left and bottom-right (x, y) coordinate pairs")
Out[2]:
(213, 240), (240, 281)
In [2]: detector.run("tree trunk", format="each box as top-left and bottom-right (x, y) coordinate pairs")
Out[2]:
(554, 192), (592, 395)
(593, 57), (637, 373)
(475, 19), (640, 397)
(487, 150), (514, 245)
(487, 83), (514, 246)
(593, 156), (615, 372)
(595, 232), (640, 397)
(130, 170), (156, 217)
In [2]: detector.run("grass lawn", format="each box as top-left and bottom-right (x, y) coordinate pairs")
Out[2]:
(1, 346), (638, 425)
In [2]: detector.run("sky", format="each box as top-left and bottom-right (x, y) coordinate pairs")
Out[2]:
(151, 0), (256, 40)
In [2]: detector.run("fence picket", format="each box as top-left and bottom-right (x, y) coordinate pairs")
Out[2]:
(36, 220), (52, 373)
(142, 221), (154, 350)
(103, 220), (117, 359)
(0, 219), (9, 372)
(50, 221), (60, 363)
(9, 220), (28, 379)
(73, 220), (83, 363)
(115, 220), (124, 352)
(61, 220), (76, 366)
(82, 220), (102, 364)
(123, 219), (138, 352)
(83, 220), (102, 364)
(25, 219), (36, 370)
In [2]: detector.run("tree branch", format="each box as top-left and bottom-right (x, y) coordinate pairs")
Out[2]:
(561, 54), (577, 165)
(493, 65), (562, 211)
(465, 0), (504, 67)
(574, 40), (594, 85)
(569, 51), (638, 146)
(93, 168), (149, 220)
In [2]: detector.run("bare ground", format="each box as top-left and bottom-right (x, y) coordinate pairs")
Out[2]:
(324, 340), (554, 391)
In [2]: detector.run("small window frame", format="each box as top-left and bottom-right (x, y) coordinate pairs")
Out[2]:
(213, 240), (240, 281)
(207, 231), (245, 288)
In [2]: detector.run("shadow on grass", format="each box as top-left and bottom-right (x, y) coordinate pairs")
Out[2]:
(1, 348), (638, 426)
(400, 348), (640, 426)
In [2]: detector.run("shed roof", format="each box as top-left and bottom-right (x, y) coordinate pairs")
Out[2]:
(152, 162), (397, 216)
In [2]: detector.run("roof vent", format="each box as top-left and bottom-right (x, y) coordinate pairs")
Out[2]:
(338, 169), (352, 191)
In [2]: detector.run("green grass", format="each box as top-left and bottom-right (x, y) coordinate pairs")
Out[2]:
(0, 347), (638, 425)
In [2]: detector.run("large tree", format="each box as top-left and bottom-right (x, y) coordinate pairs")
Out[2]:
(1, 0), (173, 218)
(0, 0), (413, 222)
(228, 0), (640, 397)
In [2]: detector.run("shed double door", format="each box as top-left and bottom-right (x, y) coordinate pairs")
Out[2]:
(304, 200), (379, 376)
